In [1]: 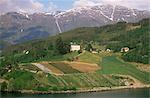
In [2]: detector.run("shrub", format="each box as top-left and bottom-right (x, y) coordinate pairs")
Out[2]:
(0, 82), (7, 91)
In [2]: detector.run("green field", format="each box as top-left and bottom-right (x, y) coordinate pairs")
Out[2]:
(58, 73), (128, 88)
(78, 51), (102, 64)
(77, 52), (149, 84)
(50, 62), (81, 74)
(98, 56), (150, 84)
(1, 70), (130, 91)
(2, 70), (40, 90)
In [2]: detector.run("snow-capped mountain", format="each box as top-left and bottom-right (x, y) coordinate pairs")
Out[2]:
(0, 4), (150, 45)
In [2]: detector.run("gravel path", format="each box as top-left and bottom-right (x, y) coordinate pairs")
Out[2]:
(32, 63), (51, 74)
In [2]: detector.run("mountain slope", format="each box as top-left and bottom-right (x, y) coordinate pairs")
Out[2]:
(0, 5), (150, 46)
(1, 18), (149, 65)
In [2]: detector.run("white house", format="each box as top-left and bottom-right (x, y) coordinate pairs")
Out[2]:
(121, 47), (129, 52)
(70, 45), (81, 51)
(92, 51), (98, 54)
(106, 49), (111, 52)
(23, 50), (30, 54)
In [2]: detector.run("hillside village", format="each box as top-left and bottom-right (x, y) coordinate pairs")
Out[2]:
(70, 42), (129, 54)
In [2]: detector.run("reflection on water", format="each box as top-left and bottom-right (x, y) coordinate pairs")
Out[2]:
(0, 88), (149, 98)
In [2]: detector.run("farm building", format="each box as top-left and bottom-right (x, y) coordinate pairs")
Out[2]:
(23, 50), (30, 54)
(70, 45), (81, 51)
(121, 47), (129, 52)
(106, 49), (111, 52)
(92, 51), (98, 54)
(91, 48), (98, 54)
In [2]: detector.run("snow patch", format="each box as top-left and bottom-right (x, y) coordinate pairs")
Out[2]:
(20, 29), (24, 32)
(110, 5), (116, 21)
(99, 5), (116, 21)
(25, 14), (29, 19)
(117, 18), (120, 21)
(121, 17), (125, 21)
(99, 10), (113, 21)
(55, 6), (92, 18)
(131, 9), (137, 16)
(55, 18), (62, 33)
(18, 11), (30, 19)
(45, 12), (53, 15)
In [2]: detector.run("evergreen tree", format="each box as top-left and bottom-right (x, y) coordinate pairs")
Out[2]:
(55, 36), (70, 55)
(86, 43), (93, 51)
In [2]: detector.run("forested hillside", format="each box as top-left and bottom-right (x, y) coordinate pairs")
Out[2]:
(1, 19), (149, 67)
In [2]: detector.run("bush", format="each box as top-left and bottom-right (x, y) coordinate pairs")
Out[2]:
(35, 87), (49, 91)
(50, 86), (77, 91)
(78, 50), (83, 54)
(67, 57), (73, 62)
(51, 86), (59, 91)
(0, 82), (7, 91)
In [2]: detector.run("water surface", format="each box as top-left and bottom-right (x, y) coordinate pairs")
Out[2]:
(1, 88), (149, 98)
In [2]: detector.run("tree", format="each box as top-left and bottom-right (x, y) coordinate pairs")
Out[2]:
(55, 36), (70, 55)
(86, 43), (93, 51)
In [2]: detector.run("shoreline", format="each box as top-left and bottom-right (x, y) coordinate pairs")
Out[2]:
(2, 85), (150, 94)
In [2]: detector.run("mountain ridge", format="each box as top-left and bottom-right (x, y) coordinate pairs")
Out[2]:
(0, 4), (150, 48)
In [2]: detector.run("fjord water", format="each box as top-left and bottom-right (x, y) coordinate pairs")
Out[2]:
(1, 88), (149, 98)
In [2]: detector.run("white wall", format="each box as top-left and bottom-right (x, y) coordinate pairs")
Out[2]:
(70, 45), (80, 51)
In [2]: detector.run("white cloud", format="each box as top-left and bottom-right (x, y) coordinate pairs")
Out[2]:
(0, 0), (57, 13)
(73, 0), (150, 10)
(0, 0), (149, 14)
(73, 0), (98, 8)
(46, 2), (58, 12)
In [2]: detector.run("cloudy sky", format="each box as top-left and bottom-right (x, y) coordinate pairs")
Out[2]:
(0, 0), (149, 13)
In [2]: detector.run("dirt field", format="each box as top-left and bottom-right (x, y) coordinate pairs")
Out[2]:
(39, 62), (64, 75)
(37, 61), (100, 75)
(131, 62), (150, 72)
(65, 61), (100, 73)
